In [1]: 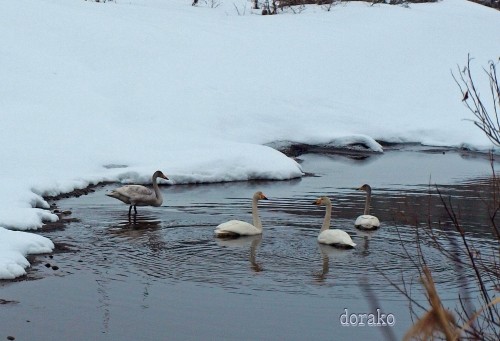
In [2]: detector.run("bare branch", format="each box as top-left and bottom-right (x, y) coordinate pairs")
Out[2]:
(453, 55), (500, 147)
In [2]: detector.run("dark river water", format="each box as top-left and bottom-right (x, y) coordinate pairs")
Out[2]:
(1, 149), (498, 341)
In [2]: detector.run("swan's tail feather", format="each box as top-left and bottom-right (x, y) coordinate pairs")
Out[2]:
(105, 191), (130, 204)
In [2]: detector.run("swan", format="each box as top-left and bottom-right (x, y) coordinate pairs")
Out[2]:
(214, 191), (268, 237)
(354, 184), (380, 230)
(106, 170), (169, 215)
(313, 196), (356, 248)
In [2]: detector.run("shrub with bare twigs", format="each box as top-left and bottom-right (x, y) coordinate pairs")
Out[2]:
(397, 57), (500, 341)
(453, 55), (500, 148)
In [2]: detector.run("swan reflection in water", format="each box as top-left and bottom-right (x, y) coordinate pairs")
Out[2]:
(313, 244), (358, 283)
(106, 213), (166, 253)
(313, 228), (378, 282)
(216, 235), (263, 272)
(118, 213), (162, 230)
(354, 228), (377, 257)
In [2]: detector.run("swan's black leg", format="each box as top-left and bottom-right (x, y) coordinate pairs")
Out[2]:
(128, 205), (132, 216)
(133, 205), (137, 214)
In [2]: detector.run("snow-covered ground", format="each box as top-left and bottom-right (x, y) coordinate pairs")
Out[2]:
(0, 0), (499, 278)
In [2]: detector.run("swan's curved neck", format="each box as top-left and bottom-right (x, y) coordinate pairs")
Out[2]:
(152, 173), (163, 205)
(321, 201), (332, 232)
(251, 197), (263, 230)
(364, 188), (372, 215)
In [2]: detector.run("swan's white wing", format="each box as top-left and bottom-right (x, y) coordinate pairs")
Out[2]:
(318, 229), (356, 247)
(215, 220), (261, 236)
(355, 215), (380, 230)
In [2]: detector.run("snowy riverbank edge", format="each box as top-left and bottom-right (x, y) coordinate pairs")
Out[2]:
(2, 139), (498, 280)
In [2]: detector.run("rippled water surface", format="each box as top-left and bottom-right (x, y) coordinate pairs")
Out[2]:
(1, 150), (498, 341)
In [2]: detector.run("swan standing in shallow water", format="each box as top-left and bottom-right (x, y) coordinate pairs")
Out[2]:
(313, 196), (356, 248)
(214, 191), (268, 237)
(355, 184), (380, 230)
(106, 170), (169, 215)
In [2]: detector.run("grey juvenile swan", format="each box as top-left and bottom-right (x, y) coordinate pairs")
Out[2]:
(355, 184), (380, 230)
(106, 170), (169, 215)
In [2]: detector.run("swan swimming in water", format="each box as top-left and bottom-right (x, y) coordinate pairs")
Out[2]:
(214, 191), (268, 237)
(313, 196), (356, 248)
(354, 184), (380, 230)
(106, 170), (169, 215)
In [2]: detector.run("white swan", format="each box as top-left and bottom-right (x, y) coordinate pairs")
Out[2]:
(106, 170), (169, 215)
(354, 184), (380, 230)
(313, 196), (356, 248)
(214, 191), (268, 237)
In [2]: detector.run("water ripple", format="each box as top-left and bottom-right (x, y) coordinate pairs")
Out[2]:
(45, 157), (499, 302)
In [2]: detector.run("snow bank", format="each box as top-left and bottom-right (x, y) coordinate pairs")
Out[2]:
(0, 227), (54, 279)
